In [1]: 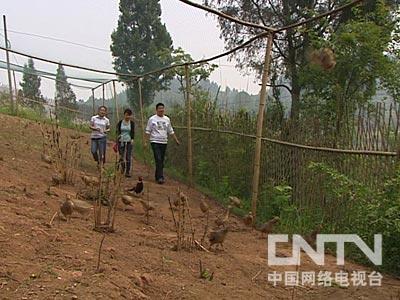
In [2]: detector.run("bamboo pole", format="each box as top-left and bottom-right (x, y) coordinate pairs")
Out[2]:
(92, 88), (95, 115)
(185, 64), (193, 186)
(3, 15), (14, 114)
(12, 70), (18, 114)
(113, 80), (119, 121)
(102, 84), (105, 106)
(138, 79), (147, 159)
(251, 32), (274, 224)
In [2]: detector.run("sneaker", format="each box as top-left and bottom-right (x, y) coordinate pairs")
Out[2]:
(125, 174), (132, 178)
(157, 178), (164, 184)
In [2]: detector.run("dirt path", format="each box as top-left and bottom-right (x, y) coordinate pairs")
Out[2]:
(0, 114), (399, 299)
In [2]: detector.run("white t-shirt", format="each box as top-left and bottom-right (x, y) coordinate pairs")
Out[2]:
(145, 114), (174, 144)
(90, 115), (110, 139)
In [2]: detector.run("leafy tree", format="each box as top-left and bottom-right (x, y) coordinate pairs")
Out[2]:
(20, 58), (45, 112)
(168, 47), (218, 99)
(55, 64), (78, 115)
(205, 0), (399, 136)
(111, 0), (173, 109)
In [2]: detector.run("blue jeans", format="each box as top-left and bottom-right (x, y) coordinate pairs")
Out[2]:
(151, 142), (167, 181)
(91, 137), (107, 164)
(118, 141), (133, 175)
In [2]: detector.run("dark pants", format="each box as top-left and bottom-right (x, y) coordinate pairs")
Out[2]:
(118, 141), (133, 175)
(151, 142), (167, 181)
(91, 137), (107, 164)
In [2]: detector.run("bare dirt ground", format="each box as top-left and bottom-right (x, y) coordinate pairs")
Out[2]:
(0, 113), (399, 300)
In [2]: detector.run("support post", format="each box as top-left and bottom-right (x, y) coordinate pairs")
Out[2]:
(251, 32), (274, 224)
(102, 84), (105, 106)
(137, 79), (147, 159)
(12, 70), (18, 113)
(92, 88), (95, 115)
(185, 64), (193, 186)
(113, 80), (119, 121)
(3, 15), (14, 114)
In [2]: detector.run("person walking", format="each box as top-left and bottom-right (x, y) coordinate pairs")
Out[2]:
(116, 108), (135, 177)
(145, 103), (180, 184)
(89, 106), (110, 167)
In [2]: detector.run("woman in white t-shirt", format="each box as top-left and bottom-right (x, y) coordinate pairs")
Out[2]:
(89, 106), (110, 167)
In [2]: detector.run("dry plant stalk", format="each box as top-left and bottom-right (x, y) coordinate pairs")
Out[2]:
(171, 193), (195, 251)
(201, 211), (210, 245)
(96, 233), (106, 273)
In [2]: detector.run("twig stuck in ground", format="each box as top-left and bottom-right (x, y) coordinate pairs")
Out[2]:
(96, 233), (106, 273)
(48, 211), (58, 227)
(251, 270), (262, 282)
(194, 240), (210, 253)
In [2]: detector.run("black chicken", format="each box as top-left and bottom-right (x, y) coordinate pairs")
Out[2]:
(127, 176), (144, 196)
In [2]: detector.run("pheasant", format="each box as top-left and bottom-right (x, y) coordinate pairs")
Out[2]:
(209, 227), (229, 250)
(127, 176), (144, 197)
(305, 224), (323, 249)
(215, 205), (231, 228)
(81, 175), (99, 186)
(199, 197), (209, 214)
(243, 212), (253, 227)
(121, 195), (135, 211)
(60, 195), (74, 222)
(228, 196), (241, 208)
(258, 216), (280, 237)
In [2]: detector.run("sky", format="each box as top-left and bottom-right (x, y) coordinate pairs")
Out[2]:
(0, 0), (260, 101)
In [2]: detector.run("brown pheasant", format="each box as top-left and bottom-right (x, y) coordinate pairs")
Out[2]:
(258, 216), (280, 237)
(199, 197), (209, 214)
(243, 212), (253, 227)
(228, 196), (241, 208)
(121, 195), (135, 211)
(305, 224), (323, 249)
(209, 227), (229, 250)
(215, 205), (231, 228)
(60, 195), (74, 222)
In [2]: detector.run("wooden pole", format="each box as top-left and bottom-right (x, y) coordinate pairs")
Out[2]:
(12, 70), (18, 113)
(185, 64), (193, 186)
(251, 32), (274, 224)
(3, 15), (14, 114)
(113, 80), (119, 121)
(92, 88), (95, 115)
(138, 79), (147, 158)
(102, 84), (105, 106)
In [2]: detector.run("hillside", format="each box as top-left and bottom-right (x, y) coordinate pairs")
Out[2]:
(0, 113), (399, 299)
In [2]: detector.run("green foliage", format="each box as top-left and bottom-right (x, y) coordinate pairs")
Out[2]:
(111, 0), (173, 109)
(55, 64), (78, 121)
(308, 162), (400, 275)
(20, 58), (45, 113)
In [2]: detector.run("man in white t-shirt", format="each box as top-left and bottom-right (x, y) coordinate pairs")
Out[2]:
(89, 106), (110, 166)
(145, 103), (180, 184)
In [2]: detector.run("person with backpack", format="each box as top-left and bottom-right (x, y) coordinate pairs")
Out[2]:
(116, 108), (135, 177)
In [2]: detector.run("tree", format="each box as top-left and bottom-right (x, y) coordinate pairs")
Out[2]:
(55, 64), (78, 116)
(20, 58), (45, 111)
(111, 0), (173, 109)
(205, 0), (398, 137)
(169, 47), (218, 99)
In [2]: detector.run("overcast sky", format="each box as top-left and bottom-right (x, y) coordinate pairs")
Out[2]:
(0, 0), (260, 101)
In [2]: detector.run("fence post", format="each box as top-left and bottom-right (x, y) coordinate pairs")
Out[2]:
(92, 88), (95, 115)
(3, 15), (14, 114)
(113, 80), (119, 122)
(102, 84), (105, 106)
(185, 64), (193, 186)
(251, 32), (274, 224)
(138, 78), (147, 160)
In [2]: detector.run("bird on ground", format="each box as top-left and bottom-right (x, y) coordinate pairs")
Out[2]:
(304, 224), (323, 249)
(257, 216), (280, 237)
(139, 199), (155, 214)
(121, 195), (135, 210)
(70, 198), (92, 216)
(60, 195), (74, 222)
(127, 176), (144, 197)
(243, 212), (253, 227)
(41, 153), (52, 164)
(209, 227), (229, 250)
(228, 196), (241, 208)
(199, 196), (209, 214)
(81, 175), (99, 186)
(52, 173), (64, 186)
(215, 205), (231, 228)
